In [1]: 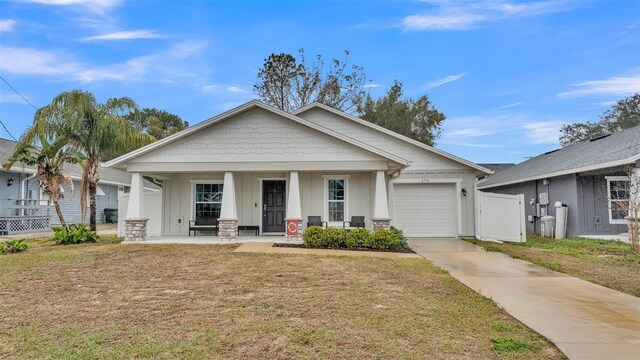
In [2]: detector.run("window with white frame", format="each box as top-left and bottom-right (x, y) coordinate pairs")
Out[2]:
(606, 176), (630, 224)
(194, 183), (224, 223)
(326, 177), (347, 223)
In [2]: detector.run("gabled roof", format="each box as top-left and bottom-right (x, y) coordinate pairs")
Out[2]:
(478, 125), (640, 189)
(293, 102), (492, 174)
(0, 138), (160, 189)
(105, 100), (409, 169)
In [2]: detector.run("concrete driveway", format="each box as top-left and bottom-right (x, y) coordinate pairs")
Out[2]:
(409, 238), (640, 360)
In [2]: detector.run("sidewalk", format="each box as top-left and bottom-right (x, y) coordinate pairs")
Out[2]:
(408, 239), (640, 360)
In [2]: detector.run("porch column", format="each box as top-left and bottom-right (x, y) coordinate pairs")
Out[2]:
(124, 172), (147, 242)
(372, 170), (391, 230)
(218, 171), (238, 241)
(286, 171), (302, 241)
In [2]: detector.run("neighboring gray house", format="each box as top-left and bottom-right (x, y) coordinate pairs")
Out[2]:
(478, 126), (640, 237)
(1, 138), (159, 234)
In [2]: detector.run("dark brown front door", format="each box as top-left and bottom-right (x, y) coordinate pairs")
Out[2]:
(263, 180), (286, 232)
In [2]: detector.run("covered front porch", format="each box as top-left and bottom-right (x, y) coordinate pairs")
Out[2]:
(121, 169), (394, 242)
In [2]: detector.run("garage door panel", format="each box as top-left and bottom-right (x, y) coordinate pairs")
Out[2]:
(393, 183), (457, 237)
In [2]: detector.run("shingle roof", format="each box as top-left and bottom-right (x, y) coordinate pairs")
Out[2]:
(477, 163), (515, 173)
(0, 138), (160, 189)
(478, 125), (640, 189)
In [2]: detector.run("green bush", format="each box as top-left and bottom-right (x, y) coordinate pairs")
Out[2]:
(303, 226), (408, 251)
(302, 226), (327, 248)
(369, 228), (408, 250)
(346, 227), (371, 248)
(52, 224), (99, 245)
(0, 239), (29, 254)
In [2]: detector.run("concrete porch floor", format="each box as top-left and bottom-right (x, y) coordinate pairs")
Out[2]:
(124, 235), (303, 245)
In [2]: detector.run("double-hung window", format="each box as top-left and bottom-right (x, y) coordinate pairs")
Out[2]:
(194, 183), (223, 223)
(606, 176), (630, 224)
(326, 177), (348, 224)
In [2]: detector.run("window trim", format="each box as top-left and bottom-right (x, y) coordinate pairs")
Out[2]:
(606, 176), (630, 224)
(323, 175), (349, 226)
(190, 180), (224, 222)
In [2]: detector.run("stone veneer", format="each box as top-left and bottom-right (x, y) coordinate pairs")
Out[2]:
(372, 218), (391, 230)
(124, 219), (148, 242)
(218, 219), (238, 241)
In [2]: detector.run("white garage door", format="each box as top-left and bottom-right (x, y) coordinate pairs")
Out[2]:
(393, 183), (458, 237)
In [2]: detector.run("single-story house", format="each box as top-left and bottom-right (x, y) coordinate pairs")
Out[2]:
(0, 138), (159, 235)
(105, 100), (492, 241)
(478, 126), (640, 237)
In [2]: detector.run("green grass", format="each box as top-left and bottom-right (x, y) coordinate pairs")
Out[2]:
(468, 234), (640, 296)
(0, 241), (563, 359)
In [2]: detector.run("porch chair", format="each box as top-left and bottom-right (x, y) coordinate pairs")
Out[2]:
(343, 216), (365, 231)
(307, 216), (328, 228)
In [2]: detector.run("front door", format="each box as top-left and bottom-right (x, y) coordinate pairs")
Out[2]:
(263, 180), (286, 232)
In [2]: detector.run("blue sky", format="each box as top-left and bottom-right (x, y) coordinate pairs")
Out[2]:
(0, 0), (638, 164)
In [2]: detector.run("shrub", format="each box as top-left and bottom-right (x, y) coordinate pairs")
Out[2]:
(303, 226), (348, 248)
(52, 224), (99, 245)
(369, 228), (408, 250)
(0, 239), (29, 254)
(346, 227), (371, 248)
(303, 226), (327, 248)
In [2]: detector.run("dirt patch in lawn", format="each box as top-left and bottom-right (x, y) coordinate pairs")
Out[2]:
(468, 234), (640, 297)
(0, 242), (563, 359)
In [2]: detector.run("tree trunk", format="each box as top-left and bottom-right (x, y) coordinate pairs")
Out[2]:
(53, 200), (66, 228)
(88, 157), (100, 232)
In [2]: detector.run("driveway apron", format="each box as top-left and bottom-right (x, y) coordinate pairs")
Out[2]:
(408, 239), (640, 360)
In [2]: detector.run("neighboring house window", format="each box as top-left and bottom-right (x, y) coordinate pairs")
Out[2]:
(194, 183), (224, 222)
(606, 176), (630, 224)
(325, 177), (348, 224)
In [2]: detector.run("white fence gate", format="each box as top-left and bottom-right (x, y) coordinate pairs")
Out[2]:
(476, 191), (526, 243)
(118, 191), (163, 237)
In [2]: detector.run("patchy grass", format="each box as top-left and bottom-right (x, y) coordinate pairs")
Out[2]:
(0, 242), (563, 359)
(468, 234), (640, 296)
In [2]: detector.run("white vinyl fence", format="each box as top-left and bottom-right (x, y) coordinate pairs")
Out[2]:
(118, 191), (162, 237)
(476, 191), (526, 243)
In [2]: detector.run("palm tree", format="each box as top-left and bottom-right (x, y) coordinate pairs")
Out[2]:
(23, 90), (154, 231)
(3, 136), (84, 228)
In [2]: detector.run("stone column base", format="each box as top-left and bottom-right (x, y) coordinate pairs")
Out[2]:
(372, 218), (391, 230)
(218, 219), (238, 242)
(124, 219), (148, 242)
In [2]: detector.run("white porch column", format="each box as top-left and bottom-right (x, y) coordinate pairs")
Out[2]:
(218, 171), (238, 241)
(124, 172), (147, 242)
(286, 171), (303, 240)
(372, 170), (391, 230)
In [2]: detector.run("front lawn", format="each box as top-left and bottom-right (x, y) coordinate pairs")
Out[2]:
(468, 234), (640, 297)
(0, 241), (562, 359)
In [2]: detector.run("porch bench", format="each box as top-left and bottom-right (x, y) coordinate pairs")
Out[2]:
(237, 225), (259, 236)
(189, 220), (219, 236)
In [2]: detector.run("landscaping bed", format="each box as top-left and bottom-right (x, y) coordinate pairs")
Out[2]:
(273, 242), (417, 253)
(468, 234), (640, 297)
(0, 241), (562, 359)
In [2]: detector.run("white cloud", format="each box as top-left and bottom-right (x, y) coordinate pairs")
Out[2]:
(522, 121), (563, 144)
(83, 30), (166, 41)
(401, 1), (571, 32)
(402, 13), (484, 31)
(424, 73), (465, 89)
(0, 19), (16, 32)
(592, 101), (617, 107)
(21, 0), (121, 13)
(0, 41), (206, 83)
(363, 83), (381, 88)
(496, 101), (523, 109)
(558, 75), (640, 97)
(227, 86), (249, 94)
(447, 128), (495, 137)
